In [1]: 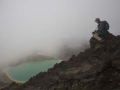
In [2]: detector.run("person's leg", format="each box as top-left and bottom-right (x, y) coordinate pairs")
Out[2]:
(93, 33), (102, 41)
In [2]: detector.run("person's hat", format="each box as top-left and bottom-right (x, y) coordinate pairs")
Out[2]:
(95, 18), (100, 22)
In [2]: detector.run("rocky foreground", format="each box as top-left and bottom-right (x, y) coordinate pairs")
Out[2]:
(2, 33), (120, 90)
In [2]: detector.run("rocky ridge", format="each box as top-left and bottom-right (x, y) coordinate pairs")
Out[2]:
(2, 32), (120, 90)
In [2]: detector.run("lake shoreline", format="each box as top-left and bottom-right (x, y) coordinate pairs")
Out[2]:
(3, 69), (25, 84)
(3, 60), (62, 83)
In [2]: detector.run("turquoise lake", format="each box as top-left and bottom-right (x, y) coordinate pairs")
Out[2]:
(3, 60), (61, 83)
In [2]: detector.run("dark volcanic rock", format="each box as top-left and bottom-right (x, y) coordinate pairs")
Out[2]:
(2, 33), (120, 90)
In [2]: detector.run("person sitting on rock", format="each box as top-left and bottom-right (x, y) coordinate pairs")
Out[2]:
(92, 18), (109, 43)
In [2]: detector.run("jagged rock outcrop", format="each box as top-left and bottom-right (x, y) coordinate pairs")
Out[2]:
(2, 33), (120, 90)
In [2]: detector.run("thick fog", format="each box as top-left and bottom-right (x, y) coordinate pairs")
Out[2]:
(0, 0), (120, 67)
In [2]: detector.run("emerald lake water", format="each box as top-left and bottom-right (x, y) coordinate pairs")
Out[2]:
(3, 60), (61, 83)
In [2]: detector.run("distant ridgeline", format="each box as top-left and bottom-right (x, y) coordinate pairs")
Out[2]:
(2, 33), (120, 90)
(9, 54), (60, 67)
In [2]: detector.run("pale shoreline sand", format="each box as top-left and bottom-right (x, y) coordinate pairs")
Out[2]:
(2, 69), (25, 84)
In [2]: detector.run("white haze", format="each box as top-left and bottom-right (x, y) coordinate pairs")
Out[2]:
(0, 0), (120, 67)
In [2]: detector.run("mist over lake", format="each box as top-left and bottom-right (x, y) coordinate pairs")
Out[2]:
(0, 0), (120, 67)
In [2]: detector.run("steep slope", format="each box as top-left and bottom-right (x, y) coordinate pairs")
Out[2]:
(2, 33), (120, 90)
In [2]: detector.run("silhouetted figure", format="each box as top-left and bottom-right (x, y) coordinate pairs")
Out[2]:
(92, 18), (109, 43)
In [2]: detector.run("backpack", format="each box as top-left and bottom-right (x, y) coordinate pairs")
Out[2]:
(103, 21), (109, 30)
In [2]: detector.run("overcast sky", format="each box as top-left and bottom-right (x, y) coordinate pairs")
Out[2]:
(0, 0), (120, 66)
